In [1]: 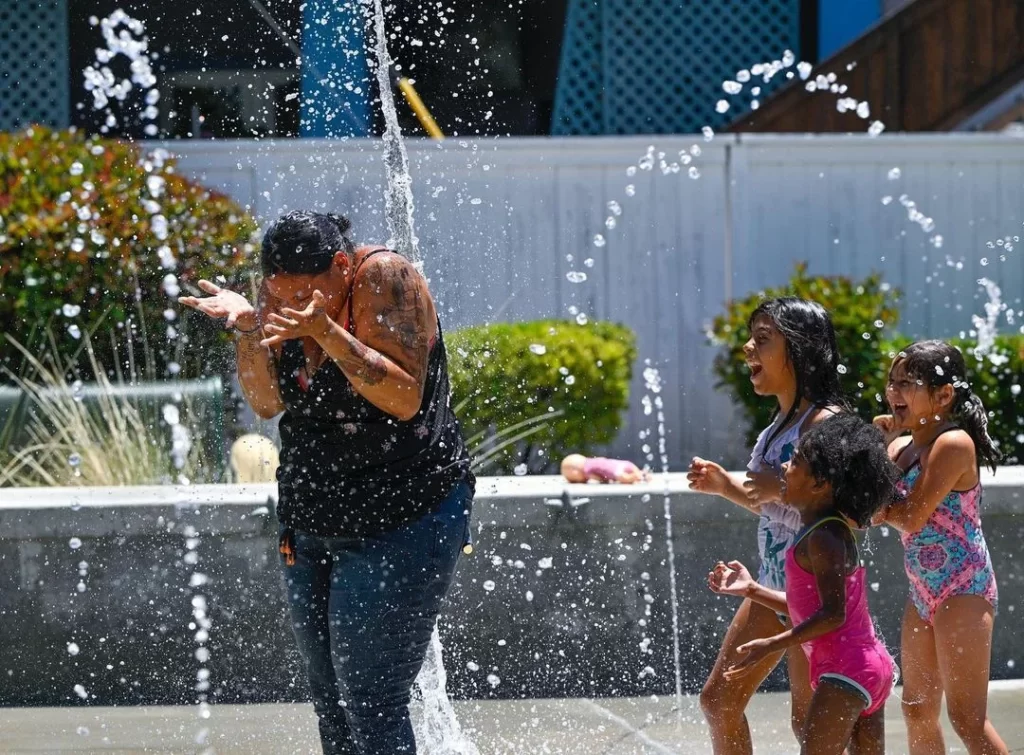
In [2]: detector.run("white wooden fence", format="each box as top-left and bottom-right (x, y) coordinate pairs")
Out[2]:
(164, 134), (1024, 466)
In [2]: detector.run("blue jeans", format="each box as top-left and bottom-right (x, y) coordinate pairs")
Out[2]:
(281, 481), (471, 755)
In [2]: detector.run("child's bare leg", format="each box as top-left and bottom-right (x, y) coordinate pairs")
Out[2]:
(800, 680), (867, 755)
(849, 707), (885, 755)
(901, 600), (946, 755)
(786, 634), (814, 740)
(699, 598), (787, 755)
(933, 595), (1008, 755)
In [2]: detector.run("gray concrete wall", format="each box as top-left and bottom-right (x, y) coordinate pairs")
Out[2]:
(0, 473), (1021, 707)
(163, 134), (1024, 469)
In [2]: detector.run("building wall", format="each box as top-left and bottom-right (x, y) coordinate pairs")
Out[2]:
(164, 133), (1024, 468)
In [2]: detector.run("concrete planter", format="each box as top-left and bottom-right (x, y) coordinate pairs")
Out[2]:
(0, 471), (1021, 706)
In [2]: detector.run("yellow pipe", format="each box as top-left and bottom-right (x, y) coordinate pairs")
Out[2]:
(396, 77), (445, 140)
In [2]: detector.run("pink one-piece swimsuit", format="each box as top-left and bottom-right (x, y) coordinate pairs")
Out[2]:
(785, 517), (895, 716)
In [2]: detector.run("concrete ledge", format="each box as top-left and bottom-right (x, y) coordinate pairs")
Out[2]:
(0, 471), (1021, 706)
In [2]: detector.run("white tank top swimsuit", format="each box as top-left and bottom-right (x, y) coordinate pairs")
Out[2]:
(748, 405), (815, 591)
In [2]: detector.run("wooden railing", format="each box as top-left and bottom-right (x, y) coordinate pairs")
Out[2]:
(730, 0), (1024, 132)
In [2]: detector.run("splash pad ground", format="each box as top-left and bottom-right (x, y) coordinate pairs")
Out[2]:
(1, 682), (1021, 754)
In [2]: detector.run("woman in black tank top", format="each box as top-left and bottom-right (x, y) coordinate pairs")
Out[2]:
(180, 210), (473, 754)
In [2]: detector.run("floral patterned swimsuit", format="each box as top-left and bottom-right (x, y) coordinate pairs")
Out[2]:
(896, 453), (998, 624)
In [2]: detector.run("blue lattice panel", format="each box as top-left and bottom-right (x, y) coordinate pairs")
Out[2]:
(553, 0), (801, 135)
(0, 0), (70, 131)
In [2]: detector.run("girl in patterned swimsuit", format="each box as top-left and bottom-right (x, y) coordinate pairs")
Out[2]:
(688, 298), (847, 753)
(874, 340), (1008, 755)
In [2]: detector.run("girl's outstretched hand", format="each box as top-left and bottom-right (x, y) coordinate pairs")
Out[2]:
(707, 560), (755, 597)
(723, 637), (775, 680)
(743, 470), (783, 505)
(688, 457), (729, 495)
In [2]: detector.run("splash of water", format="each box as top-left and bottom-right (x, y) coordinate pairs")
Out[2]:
(83, 10), (160, 136)
(642, 362), (684, 724)
(972, 278), (1004, 359)
(410, 628), (480, 755)
(370, 0), (420, 267)
(365, 2), (473, 750)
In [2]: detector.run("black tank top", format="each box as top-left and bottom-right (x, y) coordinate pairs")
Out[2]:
(274, 249), (473, 537)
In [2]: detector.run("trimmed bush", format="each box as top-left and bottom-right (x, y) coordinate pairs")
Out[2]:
(866, 337), (1024, 466)
(0, 126), (259, 380)
(448, 320), (637, 474)
(708, 263), (901, 445)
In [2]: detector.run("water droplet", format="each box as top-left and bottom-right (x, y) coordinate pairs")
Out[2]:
(856, 102), (870, 119)
(513, 463), (528, 476)
(593, 234), (606, 248)
(626, 165), (637, 177)
(868, 121), (886, 137)
(466, 661), (480, 671)
(162, 404), (180, 425)
(584, 258), (595, 268)
(69, 537), (82, 550)
(528, 344), (547, 356)
(566, 271), (587, 284)
(62, 304), (81, 318)
(887, 167), (901, 181)
(483, 580), (496, 592)
(981, 258), (989, 266)
(605, 216), (617, 230)
(486, 673), (501, 688)
(722, 80), (742, 95)
(76, 727), (89, 737)
(575, 312), (589, 325)
(690, 145), (702, 157)
(607, 200), (622, 216)
(874, 319), (885, 328)
(67, 642), (80, 656)
(526, 590), (534, 602)
(69, 162), (84, 177)
(624, 184), (635, 197)
(688, 167), (700, 180)
(870, 582), (880, 592)
(73, 684), (88, 699)
(736, 69), (751, 83)
(702, 126), (714, 141)
(715, 100), (730, 113)
(538, 557), (553, 569)
(565, 375), (576, 386)
(881, 195), (893, 205)
(67, 324), (82, 340)
(837, 364), (848, 374)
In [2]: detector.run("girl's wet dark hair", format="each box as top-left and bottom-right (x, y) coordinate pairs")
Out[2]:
(750, 297), (849, 459)
(798, 414), (900, 527)
(260, 211), (355, 276)
(894, 340), (1001, 472)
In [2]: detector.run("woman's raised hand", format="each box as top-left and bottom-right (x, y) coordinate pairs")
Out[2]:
(179, 280), (257, 331)
(261, 290), (331, 347)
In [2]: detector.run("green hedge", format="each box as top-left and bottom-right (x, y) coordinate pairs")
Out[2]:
(708, 264), (1024, 464)
(448, 320), (637, 474)
(709, 263), (901, 446)
(0, 126), (259, 380)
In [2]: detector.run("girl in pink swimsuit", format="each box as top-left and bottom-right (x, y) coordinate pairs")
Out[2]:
(874, 341), (1008, 755)
(709, 414), (898, 755)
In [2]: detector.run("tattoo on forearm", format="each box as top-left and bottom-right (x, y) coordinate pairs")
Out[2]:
(335, 337), (388, 385)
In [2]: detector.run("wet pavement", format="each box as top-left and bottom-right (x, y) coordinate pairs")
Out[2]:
(1, 682), (1022, 754)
